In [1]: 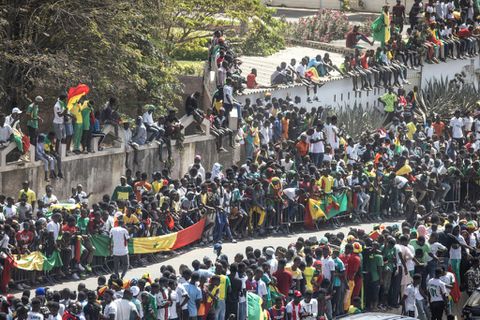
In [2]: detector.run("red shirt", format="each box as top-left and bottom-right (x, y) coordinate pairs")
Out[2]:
(273, 270), (293, 296)
(62, 224), (77, 234)
(16, 230), (34, 245)
(343, 253), (361, 281)
(246, 73), (258, 89)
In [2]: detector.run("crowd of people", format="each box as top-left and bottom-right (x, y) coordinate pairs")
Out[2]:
(0, 95), (186, 180)
(1, 81), (480, 319)
(1, 1), (480, 320)
(242, 0), (480, 97)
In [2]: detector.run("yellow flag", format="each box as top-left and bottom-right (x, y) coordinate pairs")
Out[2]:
(308, 198), (326, 220)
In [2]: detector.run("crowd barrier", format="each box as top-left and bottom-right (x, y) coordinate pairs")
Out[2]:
(4, 179), (472, 292)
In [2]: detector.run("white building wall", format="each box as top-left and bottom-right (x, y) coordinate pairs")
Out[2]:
(236, 69), (422, 112)
(420, 56), (480, 89)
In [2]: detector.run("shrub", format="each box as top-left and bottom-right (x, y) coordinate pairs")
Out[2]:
(239, 14), (287, 56)
(172, 37), (210, 61)
(286, 9), (371, 43)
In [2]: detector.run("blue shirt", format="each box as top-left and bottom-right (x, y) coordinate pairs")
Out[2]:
(333, 257), (345, 287)
(183, 283), (202, 317)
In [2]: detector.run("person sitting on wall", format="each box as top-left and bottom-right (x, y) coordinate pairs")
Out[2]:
(185, 91), (205, 133)
(346, 25), (374, 49)
(130, 116), (147, 165)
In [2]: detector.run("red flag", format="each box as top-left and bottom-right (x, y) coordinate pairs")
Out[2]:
(67, 84), (90, 110)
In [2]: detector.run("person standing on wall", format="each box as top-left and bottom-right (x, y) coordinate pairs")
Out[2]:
(26, 96), (44, 146)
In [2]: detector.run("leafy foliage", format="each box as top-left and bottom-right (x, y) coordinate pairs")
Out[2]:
(0, 0), (283, 110)
(417, 76), (480, 119)
(238, 13), (287, 56)
(0, 0), (183, 110)
(324, 103), (387, 139)
(286, 9), (371, 43)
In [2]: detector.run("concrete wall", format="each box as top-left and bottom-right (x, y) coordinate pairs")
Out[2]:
(236, 69), (421, 112)
(421, 56), (480, 89)
(0, 134), (241, 204)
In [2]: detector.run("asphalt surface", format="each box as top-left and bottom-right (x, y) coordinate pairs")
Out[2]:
(13, 219), (401, 297)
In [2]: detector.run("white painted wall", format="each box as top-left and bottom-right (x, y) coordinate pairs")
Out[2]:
(420, 56), (480, 89)
(236, 69), (421, 112)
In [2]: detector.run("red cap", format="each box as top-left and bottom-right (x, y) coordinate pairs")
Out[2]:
(313, 260), (322, 267)
(294, 290), (302, 297)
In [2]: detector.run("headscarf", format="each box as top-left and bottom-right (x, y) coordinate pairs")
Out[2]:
(211, 163), (224, 180)
(417, 225), (429, 240)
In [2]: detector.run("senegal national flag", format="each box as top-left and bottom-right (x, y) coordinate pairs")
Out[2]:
(128, 233), (178, 254)
(247, 292), (265, 320)
(308, 198), (326, 220)
(14, 250), (63, 271)
(371, 11), (390, 46)
(67, 84), (90, 110)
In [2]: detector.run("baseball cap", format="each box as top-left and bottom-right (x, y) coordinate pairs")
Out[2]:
(11, 107), (22, 114)
(35, 96), (44, 103)
(294, 290), (302, 297)
(35, 287), (46, 296)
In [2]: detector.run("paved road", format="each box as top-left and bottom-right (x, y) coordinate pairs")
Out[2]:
(14, 220), (401, 297)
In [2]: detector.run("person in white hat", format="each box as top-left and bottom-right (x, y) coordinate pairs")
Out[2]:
(26, 96), (44, 145)
(5, 108), (26, 157)
(5, 107), (22, 128)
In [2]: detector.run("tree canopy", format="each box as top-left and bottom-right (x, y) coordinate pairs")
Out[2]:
(0, 0), (283, 110)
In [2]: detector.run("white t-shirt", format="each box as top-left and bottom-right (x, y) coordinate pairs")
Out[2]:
(110, 226), (130, 256)
(142, 112), (154, 125)
(450, 117), (464, 138)
(0, 124), (13, 142)
(440, 272), (455, 295)
(395, 244), (413, 267)
(346, 145), (358, 163)
(168, 291), (178, 319)
(427, 242), (446, 262)
(53, 101), (64, 124)
(295, 64), (306, 77)
(324, 124), (338, 149)
(116, 299), (138, 320)
(427, 278), (447, 302)
(320, 257), (335, 281)
(280, 159), (294, 172)
(254, 279), (267, 297)
(404, 284), (417, 312)
(223, 85), (233, 104)
(47, 221), (60, 240)
(286, 302), (301, 320)
(449, 235), (466, 260)
(103, 301), (117, 319)
(464, 116), (474, 132)
(267, 258), (278, 274)
(300, 299), (318, 320)
(309, 131), (324, 154)
(176, 284), (189, 311)
(3, 205), (17, 219)
(27, 312), (44, 320)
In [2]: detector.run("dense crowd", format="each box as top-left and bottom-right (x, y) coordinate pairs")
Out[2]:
(0, 95), (185, 180)
(243, 0), (480, 98)
(0, 1), (480, 320)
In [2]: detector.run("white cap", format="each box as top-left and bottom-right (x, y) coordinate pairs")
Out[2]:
(11, 107), (22, 114)
(35, 96), (44, 103)
(130, 286), (140, 297)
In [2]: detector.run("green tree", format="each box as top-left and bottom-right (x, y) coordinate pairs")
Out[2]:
(0, 0), (182, 110)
